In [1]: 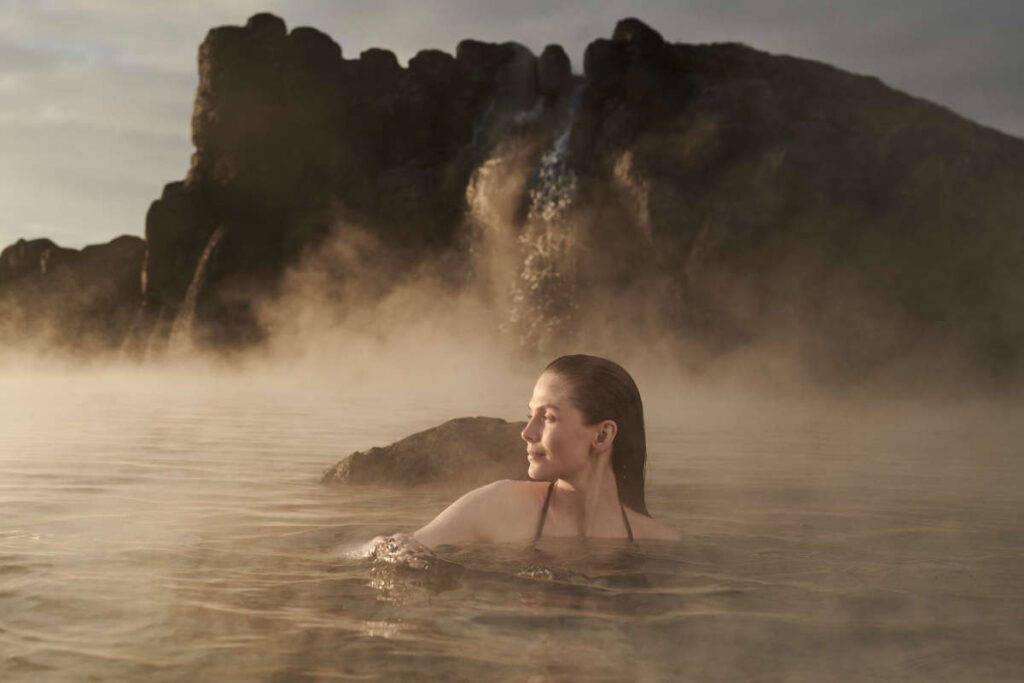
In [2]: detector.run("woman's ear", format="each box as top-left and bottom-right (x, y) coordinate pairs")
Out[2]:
(593, 420), (618, 452)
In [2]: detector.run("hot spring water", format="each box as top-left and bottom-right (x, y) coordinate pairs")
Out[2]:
(1, 367), (1021, 681)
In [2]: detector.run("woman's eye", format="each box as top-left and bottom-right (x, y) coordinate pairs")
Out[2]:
(544, 415), (556, 422)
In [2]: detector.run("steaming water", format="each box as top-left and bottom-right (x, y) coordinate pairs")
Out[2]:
(1, 370), (1022, 682)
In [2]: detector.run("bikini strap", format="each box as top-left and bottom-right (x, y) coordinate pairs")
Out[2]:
(620, 502), (635, 543)
(533, 481), (556, 544)
(534, 480), (635, 544)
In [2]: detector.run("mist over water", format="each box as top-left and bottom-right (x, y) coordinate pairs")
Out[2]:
(1, 96), (1020, 681)
(1, 347), (1022, 681)
(2, 9), (1023, 680)
(3, 127), (1023, 678)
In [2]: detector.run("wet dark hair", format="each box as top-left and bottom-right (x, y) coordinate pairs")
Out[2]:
(544, 354), (649, 516)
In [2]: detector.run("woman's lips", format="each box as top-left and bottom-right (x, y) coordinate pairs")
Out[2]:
(527, 450), (545, 461)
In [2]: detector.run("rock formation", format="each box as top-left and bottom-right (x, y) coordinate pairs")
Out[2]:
(2, 13), (1022, 382)
(134, 12), (575, 351)
(322, 417), (529, 488)
(0, 235), (145, 352)
(139, 12), (1024, 379)
(571, 20), (1024, 379)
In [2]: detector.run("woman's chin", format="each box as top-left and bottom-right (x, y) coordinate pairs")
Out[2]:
(527, 461), (551, 480)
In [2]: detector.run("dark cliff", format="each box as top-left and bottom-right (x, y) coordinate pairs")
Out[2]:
(2, 13), (1022, 382)
(136, 12), (573, 351)
(571, 20), (1024, 378)
(0, 235), (145, 352)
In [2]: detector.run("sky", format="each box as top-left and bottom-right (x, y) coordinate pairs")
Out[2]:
(1, 0), (1022, 249)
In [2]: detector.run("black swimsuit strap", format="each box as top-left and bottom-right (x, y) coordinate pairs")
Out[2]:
(533, 481), (635, 544)
(620, 501), (635, 543)
(533, 481), (556, 544)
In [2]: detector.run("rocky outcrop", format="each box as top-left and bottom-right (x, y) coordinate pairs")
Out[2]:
(322, 417), (529, 487)
(567, 21), (1024, 378)
(0, 235), (145, 351)
(0, 238), (76, 283)
(134, 12), (573, 351)
(131, 12), (1024, 380)
(5, 13), (1023, 383)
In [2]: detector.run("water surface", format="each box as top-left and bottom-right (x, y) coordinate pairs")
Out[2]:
(1, 369), (1021, 681)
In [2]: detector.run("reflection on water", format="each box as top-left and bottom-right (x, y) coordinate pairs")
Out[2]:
(0, 369), (1022, 681)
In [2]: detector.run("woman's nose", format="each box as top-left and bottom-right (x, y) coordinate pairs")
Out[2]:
(521, 418), (539, 443)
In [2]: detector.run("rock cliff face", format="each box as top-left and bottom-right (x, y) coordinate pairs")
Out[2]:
(137, 12), (1024, 378)
(571, 20), (1024, 378)
(3, 13), (1023, 381)
(0, 235), (145, 352)
(136, 12), (576, 351)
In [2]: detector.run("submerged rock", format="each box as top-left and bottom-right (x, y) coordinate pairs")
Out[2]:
(322, 417), (529, 487)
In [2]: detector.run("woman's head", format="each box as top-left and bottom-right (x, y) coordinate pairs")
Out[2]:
(522, 354), (649, 515)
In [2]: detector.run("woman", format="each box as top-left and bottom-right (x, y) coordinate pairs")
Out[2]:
(414, 354), (679, 548)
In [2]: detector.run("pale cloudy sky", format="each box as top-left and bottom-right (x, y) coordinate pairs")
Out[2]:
(1, 0), (1021, 248)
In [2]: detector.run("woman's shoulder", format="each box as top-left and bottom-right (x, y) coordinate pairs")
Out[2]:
(473, 479), (552, 515)
(414, 479), (549, 548)
(447, 479), (552, 518)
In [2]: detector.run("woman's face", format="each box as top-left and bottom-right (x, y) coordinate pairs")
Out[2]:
(522, 371), (598, 481)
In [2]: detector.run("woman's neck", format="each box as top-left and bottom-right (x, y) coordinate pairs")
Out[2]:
(554, 455), (623, 538)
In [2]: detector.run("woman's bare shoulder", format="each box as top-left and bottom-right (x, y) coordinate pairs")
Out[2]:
(457, 478), (546, 509)
(626, 509), (682, 541)
(474, 479), (551, 522)
(414, 479), (548, 548)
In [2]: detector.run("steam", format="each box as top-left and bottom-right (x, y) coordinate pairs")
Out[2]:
(168, 224), (228, 354)
(509, 82), (585, 350)
(1, 87), (1021, 401)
